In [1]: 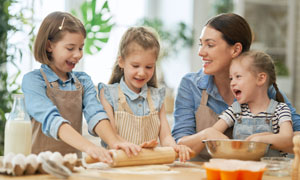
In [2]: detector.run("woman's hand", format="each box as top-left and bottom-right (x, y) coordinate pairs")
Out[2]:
(85, 144), (113, 164)
(173, 144), (193, 162)
(140, 139), (158, 148)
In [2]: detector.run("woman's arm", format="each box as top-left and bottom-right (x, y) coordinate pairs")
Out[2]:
(172, 76), (201, 151)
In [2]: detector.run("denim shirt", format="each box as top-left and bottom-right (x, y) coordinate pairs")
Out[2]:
(98, 78), (165, 116)
(172, 69), (300, 142)
(22, 64), (108, 139)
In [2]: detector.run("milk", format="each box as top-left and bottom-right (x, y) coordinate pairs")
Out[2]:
(4, 119), (32, 155)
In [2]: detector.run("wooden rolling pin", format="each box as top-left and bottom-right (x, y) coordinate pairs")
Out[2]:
(85, 147), (195, 167)
(292, 134), (300, 180)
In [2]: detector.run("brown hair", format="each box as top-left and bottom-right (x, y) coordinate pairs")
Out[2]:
(206, 13), (252, 53)
(234, 50), (285, 102)
(108, 26), (160, 87)
(34, 11), (86, 64)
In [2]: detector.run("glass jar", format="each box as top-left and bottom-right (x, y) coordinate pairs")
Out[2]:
(4, 94), (32, 155)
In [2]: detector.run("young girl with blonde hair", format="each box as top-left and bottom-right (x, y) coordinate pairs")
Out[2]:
(203, 50), (293, 155)
(98, 26), (193, 161)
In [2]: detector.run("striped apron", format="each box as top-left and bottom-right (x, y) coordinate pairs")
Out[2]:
(114, 86), (161, 145)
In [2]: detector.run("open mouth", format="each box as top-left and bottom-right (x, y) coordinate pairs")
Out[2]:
(66, 61), (76, 69)
(233, 89), (242, 98)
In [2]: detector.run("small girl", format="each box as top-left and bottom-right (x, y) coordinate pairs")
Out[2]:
(205, 50), (293, 155)
(22, 11), (139, 163)
(98, 27), (193, 161)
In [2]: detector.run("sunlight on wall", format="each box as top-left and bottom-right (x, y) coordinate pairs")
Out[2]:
(83, 0), (146, 85)
(7, 0), (64, 91)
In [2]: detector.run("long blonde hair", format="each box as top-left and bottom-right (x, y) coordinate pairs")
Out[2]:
(108, 26), (160, 88)
(234, 50), (284, 102)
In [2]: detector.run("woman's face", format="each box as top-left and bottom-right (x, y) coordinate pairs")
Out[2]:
(198, 26), (236, 76)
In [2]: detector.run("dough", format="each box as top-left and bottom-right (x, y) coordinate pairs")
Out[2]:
(116, 164), (171, 172)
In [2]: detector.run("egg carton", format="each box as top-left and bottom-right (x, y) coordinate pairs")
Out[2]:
(0, 151), (79, 176)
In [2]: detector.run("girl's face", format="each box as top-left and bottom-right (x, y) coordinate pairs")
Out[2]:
(47, 32), (84, 80)
(229, 59), (258, 104)
(119, 44), (156, 94)
(198, 26), (236, 76)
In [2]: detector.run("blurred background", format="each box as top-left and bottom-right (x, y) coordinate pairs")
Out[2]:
(1, 0), (299, 152)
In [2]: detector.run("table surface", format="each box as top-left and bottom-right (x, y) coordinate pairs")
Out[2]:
(0, 161), (291, 180)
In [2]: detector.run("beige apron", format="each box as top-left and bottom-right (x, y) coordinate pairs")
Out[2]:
(195, 90), (233, 161)
(114, 86), (161, 145)
(31, 69), (83, 157)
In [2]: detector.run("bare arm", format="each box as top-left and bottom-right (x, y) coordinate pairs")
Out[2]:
(58, 122), (113, 163)
(246, 121), (294, 153)
(98, 88), (141, 155)
(158, 103), (193, 162)
(178, 119), (229, 154)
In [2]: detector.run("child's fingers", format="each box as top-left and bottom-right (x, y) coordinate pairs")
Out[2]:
(128, 145), (141, 156)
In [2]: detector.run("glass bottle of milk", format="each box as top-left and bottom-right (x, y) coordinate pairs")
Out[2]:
(4, 94), (32, 155)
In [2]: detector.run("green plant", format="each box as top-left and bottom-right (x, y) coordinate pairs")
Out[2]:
(137, 18), (194, 61)
(0, 0), (23, 155)
(72, 0), (114, 55)
(212, 0), (233, 14)
(0, 0), (34, 155)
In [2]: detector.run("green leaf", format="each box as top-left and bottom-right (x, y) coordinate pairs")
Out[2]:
(73, 0), (114, 55)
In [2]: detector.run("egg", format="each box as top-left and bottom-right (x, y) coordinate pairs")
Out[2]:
(50, 152), (64, 165)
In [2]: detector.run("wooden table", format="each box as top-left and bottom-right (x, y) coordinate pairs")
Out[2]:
(0, 162), (291, 180)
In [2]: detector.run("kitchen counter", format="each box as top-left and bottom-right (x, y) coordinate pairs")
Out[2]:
(0, 162), (291, 180)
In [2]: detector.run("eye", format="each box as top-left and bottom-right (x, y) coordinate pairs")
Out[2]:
(67, 48), (73, 51)
(132, 65), (139, 68)
(146, 66), (153, 69)
(229, 77), (233, 81)
(198, 43), (203, 46)
(208, 44), (214, 48)
(236, 75), (241, 78)
(79, 48), (83, 51)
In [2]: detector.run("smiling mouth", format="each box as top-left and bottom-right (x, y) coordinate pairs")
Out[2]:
(66, 61), (76, 66)
(233, 89), (242, 97)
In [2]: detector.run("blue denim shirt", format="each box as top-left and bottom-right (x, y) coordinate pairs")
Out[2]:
(22, 64), (108, 139)
(172, 69), (300, 142)
(98, 78), (165, 116)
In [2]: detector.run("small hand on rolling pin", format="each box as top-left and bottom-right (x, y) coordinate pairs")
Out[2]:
(140, 139), (159, 148)
(173, 144), (194, 162)
(111, 140), (142, 157)
(84, 144), (113, 164)
(85, 147), (195, 167)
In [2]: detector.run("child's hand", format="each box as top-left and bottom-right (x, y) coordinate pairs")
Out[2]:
(173, 145), (193, 162)
(140, 139), (158, 148)
(85, 145), (113, 164)
(112, 141), (141, 157)
(245, 132), (273, 142)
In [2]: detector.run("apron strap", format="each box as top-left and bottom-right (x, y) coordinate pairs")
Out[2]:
(40, 69), (52, 89)
(232, 101), (242, 114)
(72, 74), (84, 95)
(117, 85), (134, 113)
(200, 90), (208, 105)
(146, 89), (155, 113)
(232, 101), (242, 123)
(266, 99), (278, 114)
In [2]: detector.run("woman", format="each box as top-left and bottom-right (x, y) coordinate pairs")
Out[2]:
(171, 13), (300, 161)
